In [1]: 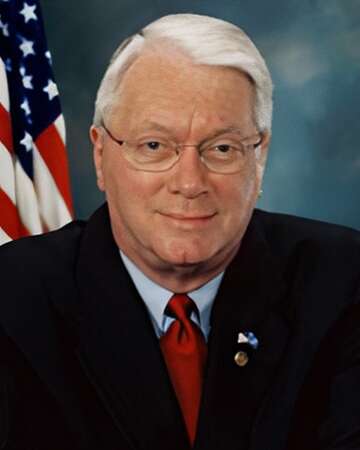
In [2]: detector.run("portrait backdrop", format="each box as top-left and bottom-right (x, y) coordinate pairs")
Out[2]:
(41, 0), (360, 229)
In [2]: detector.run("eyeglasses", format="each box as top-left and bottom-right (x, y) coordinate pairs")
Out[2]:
(100, 122), (262, 174)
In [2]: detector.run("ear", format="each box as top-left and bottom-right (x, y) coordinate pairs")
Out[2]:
(255, 130), (271, 187)
(90, 125), (105, 192)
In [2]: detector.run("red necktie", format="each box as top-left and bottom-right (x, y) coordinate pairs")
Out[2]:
(160, 294), (207, 446)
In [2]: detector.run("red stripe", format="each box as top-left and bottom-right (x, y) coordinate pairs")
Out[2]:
(0, 103), (13, 152)
(0, 189), (30, 239)
(34, 122), (73, 216)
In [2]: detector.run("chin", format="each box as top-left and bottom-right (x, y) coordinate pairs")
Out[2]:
(154, 238), (220, 267)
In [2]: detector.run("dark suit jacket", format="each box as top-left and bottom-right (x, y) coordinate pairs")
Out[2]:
(0, 203), (359, 450)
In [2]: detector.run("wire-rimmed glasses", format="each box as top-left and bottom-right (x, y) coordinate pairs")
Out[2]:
(100, 122), (262, 174)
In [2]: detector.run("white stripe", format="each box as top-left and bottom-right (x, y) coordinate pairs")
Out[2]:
(33, 144), (72, 230)
(14, 159), (43, 235)
(54, 114), (66, 143)
(0, 142), (16, 203)
(0, 57), (10, 111)
(0, 227), (12, 246)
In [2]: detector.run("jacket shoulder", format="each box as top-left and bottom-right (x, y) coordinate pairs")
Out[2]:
(254, 209), (360, 255)
(253, 209), (360, 301)
(0, 220), (87, 333)
(0, 219), (86, 276)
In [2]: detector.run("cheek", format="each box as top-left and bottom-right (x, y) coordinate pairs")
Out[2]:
(102, 156), (162, 215)
(222, 167), (258, 211)
(215, 172), (258, 239)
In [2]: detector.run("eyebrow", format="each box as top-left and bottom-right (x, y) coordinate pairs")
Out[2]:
(135, 121), (247, 141)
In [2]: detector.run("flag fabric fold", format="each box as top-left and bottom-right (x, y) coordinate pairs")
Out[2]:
(0, 0), (73, 245)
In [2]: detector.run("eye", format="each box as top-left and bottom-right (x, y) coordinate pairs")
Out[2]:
(136, 140), (171, 159)
(215, 144), (231, 153)
(204, 142), (241, 162)
(146, 141), (161, 150)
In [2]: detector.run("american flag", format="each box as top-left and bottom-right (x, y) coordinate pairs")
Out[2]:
(0, 0), (73, 245)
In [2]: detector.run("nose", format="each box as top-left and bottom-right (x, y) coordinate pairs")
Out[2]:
(167, 146), (209, 198)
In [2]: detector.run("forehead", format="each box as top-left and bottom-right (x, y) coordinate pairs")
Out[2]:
(109, 48), (255, 132)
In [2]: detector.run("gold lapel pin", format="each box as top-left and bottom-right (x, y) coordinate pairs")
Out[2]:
(234, 350), (249, 367)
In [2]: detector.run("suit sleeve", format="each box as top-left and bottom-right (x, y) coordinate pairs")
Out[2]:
(287, 282), (360, 450)
(0, 329), (29, 449)
(317, 295), (360, 449)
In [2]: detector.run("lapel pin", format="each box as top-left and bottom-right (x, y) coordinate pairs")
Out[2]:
(234, 350), (249, 367)
(234, 331), (259, 367)
(237, 331), (259, 349)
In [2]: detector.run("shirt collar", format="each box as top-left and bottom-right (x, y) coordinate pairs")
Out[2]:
(119, 250), (224, 336)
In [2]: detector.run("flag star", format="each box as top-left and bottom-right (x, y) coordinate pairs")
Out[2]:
(19, 66), (33, 89)
(23, 74), (33, 89)
(19, 37), (35, 57)
(20, 98), (31, 116)
(20, 132), (33, 151)
(0, 20), (9, 37)
(20, 2), (37, 23)
(43, 79), (58, 100)
(45, 50), (52, 63)
(5, 58), (12, 72)
(23, 75), (33, 88)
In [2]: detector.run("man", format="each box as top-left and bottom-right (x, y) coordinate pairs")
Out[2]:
(0, 13), (359, 450)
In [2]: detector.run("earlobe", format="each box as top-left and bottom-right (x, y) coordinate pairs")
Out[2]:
(89, 125), (99, 145)
(90, 125), (106, 192)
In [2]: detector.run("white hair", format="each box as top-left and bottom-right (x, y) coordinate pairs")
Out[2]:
(93, 13), (273, 131)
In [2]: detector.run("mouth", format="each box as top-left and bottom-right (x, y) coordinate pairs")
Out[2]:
(158, 211), (217, 227)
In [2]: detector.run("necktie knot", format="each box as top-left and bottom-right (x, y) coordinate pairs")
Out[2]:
(165, 294), (197, 322)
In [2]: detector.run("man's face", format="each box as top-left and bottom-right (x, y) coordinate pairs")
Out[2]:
(91, 50), (269, 280)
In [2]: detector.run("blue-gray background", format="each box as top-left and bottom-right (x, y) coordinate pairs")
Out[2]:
(41, 0), (360, 229)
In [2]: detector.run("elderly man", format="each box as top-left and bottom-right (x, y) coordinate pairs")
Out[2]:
(0, 13), (359, 450)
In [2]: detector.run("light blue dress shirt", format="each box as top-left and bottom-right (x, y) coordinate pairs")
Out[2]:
(120, 251), (224, 341)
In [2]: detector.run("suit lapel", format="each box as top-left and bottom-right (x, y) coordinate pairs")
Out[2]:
(195, 212), (290, 450)
(75, 205), (189, 450)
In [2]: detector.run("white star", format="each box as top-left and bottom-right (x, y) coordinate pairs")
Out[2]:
(45, 50), (52, 63)
(20, 132), (33, 152)
(20, 2), (37, 23)
(0, 20), (9, 37)
(20, 98), (31, 116)
(22, 75), (33, 89)
(19, 66), (33, 89)
(43, 79), (58, 100)
(19, 37), (35, 57)
(4, 58), (11, 72)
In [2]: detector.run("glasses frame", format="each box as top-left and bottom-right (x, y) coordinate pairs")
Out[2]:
(100, 121), (263, 174)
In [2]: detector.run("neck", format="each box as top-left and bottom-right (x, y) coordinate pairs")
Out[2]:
(119, 243), (239, 293)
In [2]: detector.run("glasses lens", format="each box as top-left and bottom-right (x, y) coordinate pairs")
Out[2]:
(124, 140), (178, 171)
(202, 142), (247, 174)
